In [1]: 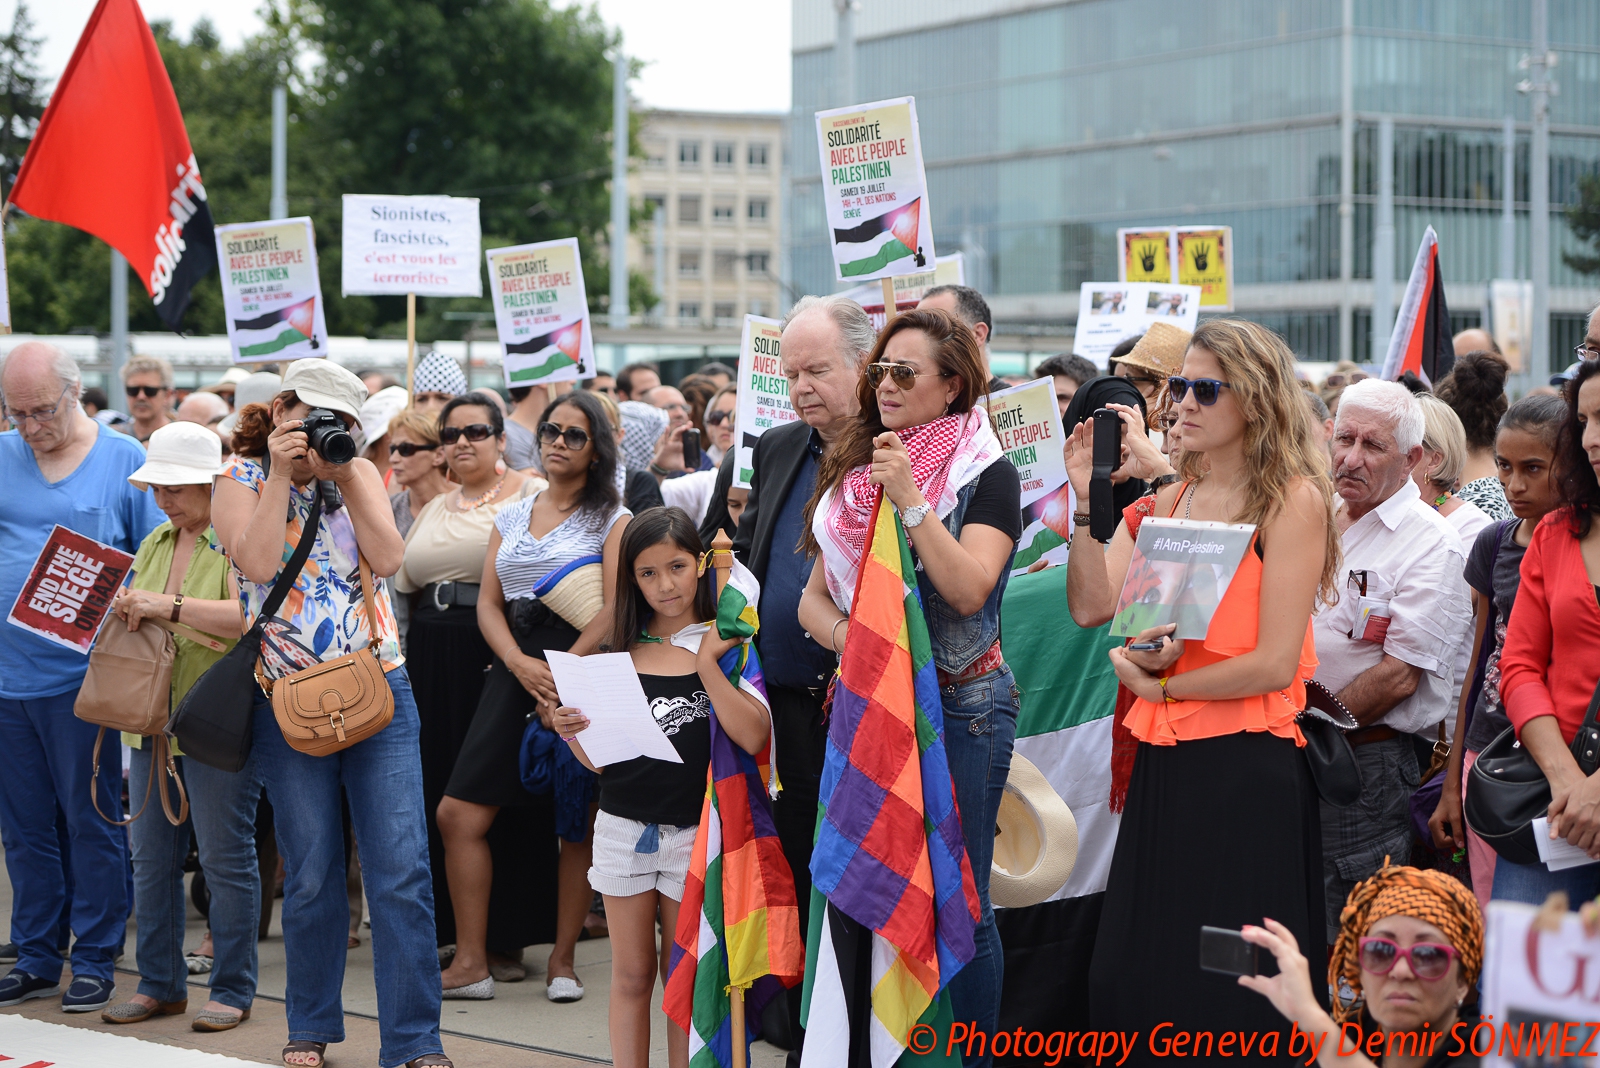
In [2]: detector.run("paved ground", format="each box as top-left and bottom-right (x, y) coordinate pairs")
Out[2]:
(0, 840), (789, 1067)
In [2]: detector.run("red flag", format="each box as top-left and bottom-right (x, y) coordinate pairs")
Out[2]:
(1381, 226), (1453, 385)
(9, 0), (216, 329)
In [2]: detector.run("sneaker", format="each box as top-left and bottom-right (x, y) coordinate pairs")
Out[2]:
(0, 970), (61, 1007)
(0, 943), (16, 964)
(61, 975), (114, 1013)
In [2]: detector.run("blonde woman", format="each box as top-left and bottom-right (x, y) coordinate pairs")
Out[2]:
(1413, 393), (1491, 547)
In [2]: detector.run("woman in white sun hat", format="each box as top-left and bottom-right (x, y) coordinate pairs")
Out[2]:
(101, 421), (263, 1035)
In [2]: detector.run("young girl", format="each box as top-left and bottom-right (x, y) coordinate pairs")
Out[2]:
(550, 507), (769, 1068)
(1430, 393), (1568, 906)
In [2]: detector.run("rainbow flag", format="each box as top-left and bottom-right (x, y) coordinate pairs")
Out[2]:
(800, 492), (980, 1068)
(665, 562), (804, 1068)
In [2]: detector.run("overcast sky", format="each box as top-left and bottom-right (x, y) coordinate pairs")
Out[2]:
(0, 0), (791, 113)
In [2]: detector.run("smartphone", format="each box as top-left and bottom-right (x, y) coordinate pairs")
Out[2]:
(682, 427), (702, 470)
(1129, 640), (1164, 651)
(1198, 926), (1258, 977)
(1089, 408), (1123, 542)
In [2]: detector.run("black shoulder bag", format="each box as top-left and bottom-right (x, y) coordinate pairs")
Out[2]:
(1298, 678), (1362, 807)
(167, 486), (323, 772)
(1465, 677), (1600, 866)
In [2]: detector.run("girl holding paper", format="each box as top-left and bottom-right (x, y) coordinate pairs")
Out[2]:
(550, 506), (769, 1068)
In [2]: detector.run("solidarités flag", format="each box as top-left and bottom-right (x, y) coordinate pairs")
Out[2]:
(9, 0), (216, 330)
(1380, 226), (1454, 385)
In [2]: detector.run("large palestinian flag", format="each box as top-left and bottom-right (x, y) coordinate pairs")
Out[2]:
(832, 198), (926, 279)
(1380, 225), (1453, 385)
(231, 296), (320, 358)
(505, 320), (585, 384)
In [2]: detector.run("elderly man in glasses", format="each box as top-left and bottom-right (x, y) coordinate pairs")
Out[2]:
(0, 342), (163, 1014)
(1311, 378), (1472, 949)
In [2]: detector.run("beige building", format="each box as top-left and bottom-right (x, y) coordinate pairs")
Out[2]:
(633, 109), (784, 329)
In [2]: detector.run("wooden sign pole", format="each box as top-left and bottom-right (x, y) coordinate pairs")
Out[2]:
(708, 525), (747, 1068)
(881, 276), (897, 323)
(405, 292), (417, 404)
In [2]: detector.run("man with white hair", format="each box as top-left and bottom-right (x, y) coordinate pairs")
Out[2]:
(1312, 378), (1471, 943)
(174, 390), (230, 432)
(0, 342), (163, 1012)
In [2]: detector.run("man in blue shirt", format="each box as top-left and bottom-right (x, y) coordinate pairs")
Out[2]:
(0, 343), (163, 1013)
(731, 294), (872, 1057)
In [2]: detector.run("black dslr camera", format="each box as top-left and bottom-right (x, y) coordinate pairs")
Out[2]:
(301, 408), (356, 464)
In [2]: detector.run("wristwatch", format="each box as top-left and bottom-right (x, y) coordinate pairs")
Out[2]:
(170, 594), (185, 622)
(1150, 473), (1181, 489)
(901, 503), (931, 528)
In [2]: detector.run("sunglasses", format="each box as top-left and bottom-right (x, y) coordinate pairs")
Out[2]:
(389, 442), (438, 457)
(705, 408), (730, 426)
(1358, 937), (1457, 981)
(538, 422), (591, 451)
(125, 385), (166, 398)
(439, 424), (495, 444)
(1167, 376), (1233, 405)
(865, 362), (952, 389)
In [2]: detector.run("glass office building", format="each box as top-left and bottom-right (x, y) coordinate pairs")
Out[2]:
(789, 0), (1600, 364)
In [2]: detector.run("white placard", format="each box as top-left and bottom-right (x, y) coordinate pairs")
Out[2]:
(545, 650), (683, 767)
(814, 96), (936, 283)
(1073, 282), (1201, 366)
(214, 217), (329, 364)
(340, 194), (482, 298)
(1481, 899), (1600, 1065)
(983, 379), (1067, 509)
(485, 237), (595, 388)
(733, 315), (798, 490)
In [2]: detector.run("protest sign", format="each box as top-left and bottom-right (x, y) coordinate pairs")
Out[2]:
(1480, 899), (1600, 1065)
(1073, 282), (1201, 366)
(984, 379), (1066, 508)
(340, 194), (482, 298)
(1119, 229), (1173, 284)
(6, 526), (135, 653)
(1111, 518), (1256, 640)
(485, 237), (594, 387)
(842, 252), (964, 328)
(733, 315), (797, 489)
(1117, 225), (1234, 310)
(815, 96), (935, 282)
(214, 217), (328, 364)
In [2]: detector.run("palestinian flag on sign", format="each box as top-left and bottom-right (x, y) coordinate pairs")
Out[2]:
(833, 198), (925, 279)
(506, 320), (585, 383)
(232, 297), (319, 358)
(1380, 226), (1454, 386)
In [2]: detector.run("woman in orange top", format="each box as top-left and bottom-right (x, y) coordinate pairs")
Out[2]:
(1063, 319), (1340, 1055)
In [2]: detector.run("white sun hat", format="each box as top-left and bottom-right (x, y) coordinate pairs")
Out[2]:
(127, 421), (224, 491)
(990, 753), (1079, 908)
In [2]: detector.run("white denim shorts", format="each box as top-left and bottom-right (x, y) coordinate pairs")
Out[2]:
(587, 809), (697, 900)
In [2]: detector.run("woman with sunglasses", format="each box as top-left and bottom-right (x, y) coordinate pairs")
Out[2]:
(1241, 861), (1483, 1067)
(1064, 319), (1340, 1050)
(395, 396), (545, 993)
(703, 385), (737, 466)
(797, 308), (1022, 1062)
(439, 389), (629, 1004)
(386, 409), (451, 540)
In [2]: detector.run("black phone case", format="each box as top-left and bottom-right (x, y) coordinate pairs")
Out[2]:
(1198, 926), (1259, 977)
(1089, 409), (1122, 542)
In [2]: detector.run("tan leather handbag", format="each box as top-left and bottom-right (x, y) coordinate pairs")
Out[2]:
(265, 553), (393, 757)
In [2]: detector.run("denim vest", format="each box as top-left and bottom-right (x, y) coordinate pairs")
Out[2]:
(913, 478), (1016, 675)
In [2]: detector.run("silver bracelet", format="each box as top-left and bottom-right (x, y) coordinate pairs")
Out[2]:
(831, 617), (848, 654)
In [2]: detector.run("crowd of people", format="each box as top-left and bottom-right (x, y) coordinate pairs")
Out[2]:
(0, 282), (1599, 1067)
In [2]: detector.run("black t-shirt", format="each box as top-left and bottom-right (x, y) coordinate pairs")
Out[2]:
(625, 469), (665, 514)
(1463, 518), (1523, 752)
(598, 671), (711, 828)
(956, 459), (1023, 542)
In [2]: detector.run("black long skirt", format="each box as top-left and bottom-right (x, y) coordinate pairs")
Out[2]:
(1088, 731), (1325, 1065)
(410, 603), (558, 953)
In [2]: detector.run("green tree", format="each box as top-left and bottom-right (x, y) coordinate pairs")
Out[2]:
(0, 0), (45, 196)
(1566, 174), (1600, 277)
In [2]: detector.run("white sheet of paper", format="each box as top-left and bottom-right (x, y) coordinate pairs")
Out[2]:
(1533, 816), (1600, 871)
(544, 650), (683, 767)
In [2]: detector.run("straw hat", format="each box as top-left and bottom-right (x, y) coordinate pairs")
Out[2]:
(127, 421), (223, 491)
(990, 753), (1079, 908)
(1116, 322), (1192, 381)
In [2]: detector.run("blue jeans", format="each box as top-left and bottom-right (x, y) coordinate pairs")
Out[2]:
(939, 666), (1020, 1068)
(128, 744), (262, 1008)
(0, 690), (129, 983)
(252, 667), (441, 1067)
(1492, 854), (1600, 905)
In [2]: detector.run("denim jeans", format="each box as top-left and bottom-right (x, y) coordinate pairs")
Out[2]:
(939, 665), (1020, 1068)
(0, 691), (129, 983)
(252, 666), (441, 1068)
(1492, 853), (1600, 905)
(127, 743), (262, 1008)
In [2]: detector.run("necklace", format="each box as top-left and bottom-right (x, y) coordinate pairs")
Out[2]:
(637, 629), (665, 644)
(1432, 491), (1450, 510)
(458, 477), (505, 511)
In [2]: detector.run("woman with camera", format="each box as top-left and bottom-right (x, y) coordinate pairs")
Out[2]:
(212, 359), (448, 1068)
(437, 389), (629, 1004)
(797, 308), (1022, 1061)
(1064, 320), (1338, 1050)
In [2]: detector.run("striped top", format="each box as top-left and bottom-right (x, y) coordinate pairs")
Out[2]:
(493, 492), (629, 600)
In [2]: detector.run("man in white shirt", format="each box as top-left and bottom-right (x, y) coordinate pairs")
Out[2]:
(1313, 379), (1471, 942)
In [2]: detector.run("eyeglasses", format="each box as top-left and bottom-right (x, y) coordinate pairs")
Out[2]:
(439, 424), (495, 444)
(1358, 937), (1457, 981)
(865, 362), (952, 389)
(4, 386), (72, 427)
(1574, 343), (1600, 362)
(538, 422), (591, 451)
(125, 384), (166, 398)
(389, 442), (438, 457)
(1156, 412), (1178, 430)
(705, 408), (730, 426)
(1167, 376), (1233, 405)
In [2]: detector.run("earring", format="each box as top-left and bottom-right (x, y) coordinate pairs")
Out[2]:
(495, 458), (506, 476)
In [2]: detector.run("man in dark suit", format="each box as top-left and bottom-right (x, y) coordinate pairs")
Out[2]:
(731, 293), (872, 1053)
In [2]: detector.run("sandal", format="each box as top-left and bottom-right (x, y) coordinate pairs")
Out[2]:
(406, 1057), (453, 1068)
(283, 1040), (327, 1067)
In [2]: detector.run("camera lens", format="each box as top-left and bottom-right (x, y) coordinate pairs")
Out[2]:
(304, 409), (356, 464)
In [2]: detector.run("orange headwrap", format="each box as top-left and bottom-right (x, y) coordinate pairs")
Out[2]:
(1327, 859), (1483, 1023)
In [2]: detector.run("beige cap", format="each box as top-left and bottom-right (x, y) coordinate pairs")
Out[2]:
(282, 359), (367, 425)
(1117, 321), (1192, 381)
(127, 421), (223, 491)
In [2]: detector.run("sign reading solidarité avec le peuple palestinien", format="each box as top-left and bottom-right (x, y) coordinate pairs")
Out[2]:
(814, 96), (936, 283)
(485, 237), (595, 388)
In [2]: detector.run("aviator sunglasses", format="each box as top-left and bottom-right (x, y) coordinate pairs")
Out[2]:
(865, 362), (952, 389)
(1358, 937), (1457, 981)
(538, 422), (591, 451)
(439, 424), (495, 445)
(1167, 376), (1233, 405)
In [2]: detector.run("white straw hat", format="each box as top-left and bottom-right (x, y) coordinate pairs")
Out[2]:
(127, 421), (223, 490)
(358, 385), (411, 444)
(990, 753), (1079, 908)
